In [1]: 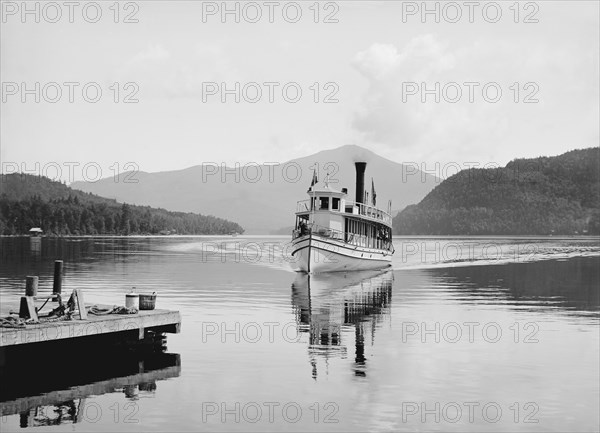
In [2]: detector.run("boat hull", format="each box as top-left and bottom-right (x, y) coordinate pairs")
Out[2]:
(290, 234), (392, 273)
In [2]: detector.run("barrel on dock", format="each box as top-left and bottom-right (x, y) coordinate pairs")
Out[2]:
(139, 293), (157, 310)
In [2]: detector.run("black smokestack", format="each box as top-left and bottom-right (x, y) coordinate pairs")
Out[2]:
(355, 162), (366, 204)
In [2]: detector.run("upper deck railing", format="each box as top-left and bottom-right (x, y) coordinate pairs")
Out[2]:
(296, 199), (393, 226)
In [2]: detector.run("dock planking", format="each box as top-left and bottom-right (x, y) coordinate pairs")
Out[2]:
(0, 299), (181, 348)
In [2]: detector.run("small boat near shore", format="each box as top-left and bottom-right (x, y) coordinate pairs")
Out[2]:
(290, 161), (394, 273)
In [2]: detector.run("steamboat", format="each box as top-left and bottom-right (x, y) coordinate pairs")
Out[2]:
(290, 162), (394, 273)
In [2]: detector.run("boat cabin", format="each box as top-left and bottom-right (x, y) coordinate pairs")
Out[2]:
(294, 181), (393, 251)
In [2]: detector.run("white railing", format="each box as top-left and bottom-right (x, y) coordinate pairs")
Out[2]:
(292, 223), (394, 252)
(296, 199), (392, 226)
(348, 201), (393, 226)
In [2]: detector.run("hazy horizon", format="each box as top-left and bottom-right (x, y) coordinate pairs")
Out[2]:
(2, 142), (596, 186)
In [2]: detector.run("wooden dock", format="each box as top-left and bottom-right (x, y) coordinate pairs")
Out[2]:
(1, 261), (181, 357)
(0, 262), (183, 429)
(0, 301), (181, 348)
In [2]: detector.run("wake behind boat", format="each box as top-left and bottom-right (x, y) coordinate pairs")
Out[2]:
(291, 161), (394, 273)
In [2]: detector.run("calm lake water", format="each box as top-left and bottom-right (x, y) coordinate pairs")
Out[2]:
(1, 236), (599, 432)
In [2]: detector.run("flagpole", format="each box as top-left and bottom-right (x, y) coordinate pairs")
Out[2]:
(311, 187), (315, 226)
(310, 169), (317, 228)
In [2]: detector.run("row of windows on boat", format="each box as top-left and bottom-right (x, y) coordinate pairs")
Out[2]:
(295, 218), (393, 250)
(305, 197), (387, 219)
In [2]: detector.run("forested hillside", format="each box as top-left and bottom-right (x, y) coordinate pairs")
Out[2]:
(0, 174), (244, 236)
(394, 148), (600, 235)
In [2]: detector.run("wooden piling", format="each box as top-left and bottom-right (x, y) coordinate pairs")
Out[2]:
(52, 260), (63, 294)
(25, 276), (38, 297)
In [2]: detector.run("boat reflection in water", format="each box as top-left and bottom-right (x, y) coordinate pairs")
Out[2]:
(291, 269), (393, 379)
(0, 344), (181, 428)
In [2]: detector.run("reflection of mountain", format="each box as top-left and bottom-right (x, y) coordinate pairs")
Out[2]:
(1, 342), (181, 426)
(430, 256), (600, 315)
(291, 269), (393, 378)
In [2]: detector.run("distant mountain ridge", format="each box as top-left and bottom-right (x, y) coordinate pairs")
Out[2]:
(0, 174), (244, 236)
(72, 145), (439, 234)
(393, 147), (600, 235)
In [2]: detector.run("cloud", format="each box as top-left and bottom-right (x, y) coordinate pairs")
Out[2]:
(113, 42), (235, 99)
(353, 43), (401, 80)
(351, 35), (460, 148)
(353, 35), (455, 81)
(350, 34), (599, 166)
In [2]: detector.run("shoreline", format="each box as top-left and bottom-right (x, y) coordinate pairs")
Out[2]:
(2, 234), (600, 240)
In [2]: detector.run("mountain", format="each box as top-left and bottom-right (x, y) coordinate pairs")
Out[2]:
(71, 145), (439, 234)
(393, 147), (600, 235)
(0, 174), (244, 236)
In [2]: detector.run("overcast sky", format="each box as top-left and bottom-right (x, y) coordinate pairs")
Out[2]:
(1, 1), (598, 182)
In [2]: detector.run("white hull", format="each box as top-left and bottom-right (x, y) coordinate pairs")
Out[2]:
(290, 234), (392, 273)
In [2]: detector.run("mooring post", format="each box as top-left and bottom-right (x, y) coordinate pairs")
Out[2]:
(18, 297), (38, 321)
(25, 276), (38, 297)
(53, 260), (63, 294)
